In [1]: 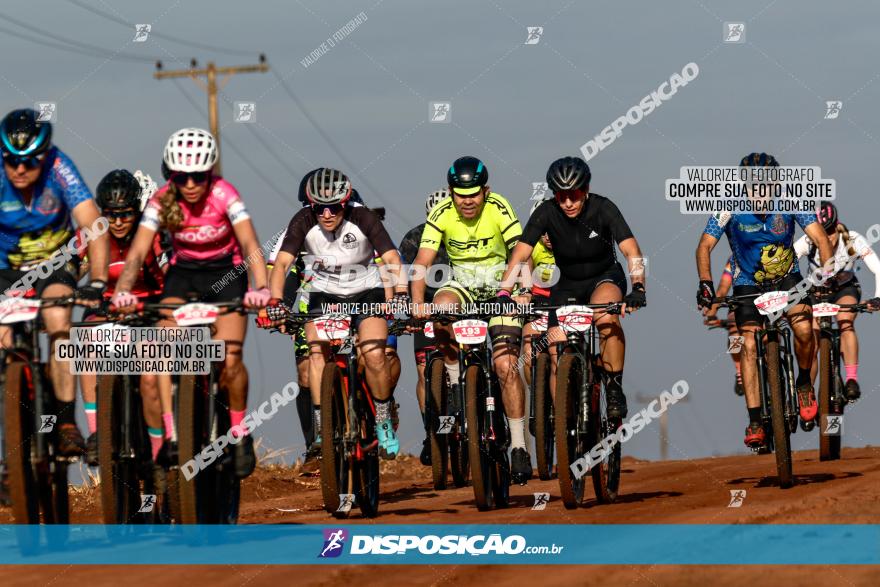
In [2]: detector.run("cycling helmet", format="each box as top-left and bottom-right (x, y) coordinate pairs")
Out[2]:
(546, 157), (591, 193)
(425, 187), (451, 216)
(163, 128), (218, 173)
(447, 156), (488, 195)
(739, 152), (779, 167)
(0, 108), (52, 156)
(305, 168), (351, 205)
(97, 169), (142, 210)
(817, 201), (838, 232)
(161, 159), (172, 181)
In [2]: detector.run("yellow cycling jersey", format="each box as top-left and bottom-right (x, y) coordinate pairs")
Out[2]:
(420, 192), (521, 288)
(531, 239), (556, 286)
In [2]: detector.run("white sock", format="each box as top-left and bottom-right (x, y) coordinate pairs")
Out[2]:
(445, 361), (460, 387)
(508, 416), (526, 449)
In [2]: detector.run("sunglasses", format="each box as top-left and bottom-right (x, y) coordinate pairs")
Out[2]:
(2, 152), (46, 170)
(105, 209), (136, 220)
(554, 190), (586, 203)
(171, 171), (210, 186)
(311, 202), (346, 215)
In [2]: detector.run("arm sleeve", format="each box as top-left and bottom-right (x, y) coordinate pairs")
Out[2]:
(520, 204), (548, 247)
(489, 194), (521, 249)
(602, 199), (634, 243)
(793, 234), (811, 259)
(420, 212), (444, 252)
(852, 232), (880, 297)
(704, 212), (730, 239)
(795, 212), (818, 232)
(267, 229), (288, 265)
(53, 150), (93, 209)
(279, 210), (311, 257)
(355, 208), (396, 257)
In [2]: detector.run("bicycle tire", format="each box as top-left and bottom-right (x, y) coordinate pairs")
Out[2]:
(98, 375), (140, 523)
(533, 352), (554, 480)
(209, 395), (241, 525)
(766, 339), (794, 488)
(176, 374), (203, 524)
(427, 358), (448, 490)
(464, 364), (493, 510)
(555, 353), (587, 509)
(320, 364), (352, 517)
(3, 362), (39, 525)
(817, 335), (841, 461)
(355, 383), (380, 518)
(590, 371), (621, 503)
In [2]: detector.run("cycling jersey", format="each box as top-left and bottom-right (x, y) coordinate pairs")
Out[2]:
(704, 211), (816, 286)
(0, 147), (93, 270)
(531, 239), (556, 292)
(140, 178), (250, 267)
(398, 222), (449, 299)
(419, 192), (521, 289)
(278, 206), (396, 296)
(794, 230), (880, 297)
(521, 194), (633, 282)
(79, 232), (165, 298)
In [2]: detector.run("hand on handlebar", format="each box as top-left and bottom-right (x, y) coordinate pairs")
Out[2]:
(696, 280), (715, 309)
(867, 297), (880, 312)
(244, 287), (271, 308)
(110, 291), (138, 313)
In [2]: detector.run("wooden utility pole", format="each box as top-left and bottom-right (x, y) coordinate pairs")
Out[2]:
(635, 392), (690, 462)
(154, 55), (268, 175)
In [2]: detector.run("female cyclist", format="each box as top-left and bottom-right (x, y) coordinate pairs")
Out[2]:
(79, 169), (166, 467)
(112, 128), (270, 478)
(795, 202), (880, 401)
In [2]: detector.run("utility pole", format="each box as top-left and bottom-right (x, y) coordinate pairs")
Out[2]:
(635, 392), (690, 461)
(154, 55), (268, 175)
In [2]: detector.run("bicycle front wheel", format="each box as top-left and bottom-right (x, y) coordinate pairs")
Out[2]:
(464, 363), (494, 511)
(98, 374), (140, 524)
(320, 364), (353, 517)
(427, 357), (448, 490)
(4, 362), (39, 525)
(817, 334), (841, 461)
(766, 339), (793, 488)
(590, 369), (621, 503)
(555, 353), (587, 509)
(533, 352), (554, 480)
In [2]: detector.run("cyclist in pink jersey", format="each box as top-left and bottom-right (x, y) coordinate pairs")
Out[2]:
(112, 128), (270, 479)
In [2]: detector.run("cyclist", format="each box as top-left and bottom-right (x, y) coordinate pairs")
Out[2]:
(112, 128), (271, 478)
(0, 108), (110, 456)
(267, 168), (408, 460)
(696, 152), (833, 448)
(78, 169), (167, 466)
(411, 156), (534, 484)
(794, 201), (880, 401)
(398, 188), (451, 466)
(704, 257), (745, 397)
(499, 157), (646, 423)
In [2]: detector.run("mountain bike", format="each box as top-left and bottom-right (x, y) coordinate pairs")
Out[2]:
(812, 299), (872, 461)
(548, 302), (625, 509)
(526, 310), (554, 480)
(716, 292), (801, 488)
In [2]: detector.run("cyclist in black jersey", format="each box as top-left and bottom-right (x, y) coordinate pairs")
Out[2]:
(499, 157), (646, 418)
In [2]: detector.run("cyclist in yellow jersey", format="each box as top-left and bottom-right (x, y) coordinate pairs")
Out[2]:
(412, 156), (533, 485)
(522, 197), (557, 387)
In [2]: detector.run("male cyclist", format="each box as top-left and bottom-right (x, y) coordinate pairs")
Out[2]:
(499, 157), (646, 422)
(795, 201), (880, 401)
(0, 108), (109, 456)
(696, 152), (833, 448)
(398, 188), (451, 466)
(411, 156), (533, 484)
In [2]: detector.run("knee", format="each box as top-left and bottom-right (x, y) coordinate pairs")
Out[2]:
(362, 347), (385, 371)
(837, 319), (855, 333)
(221, 353), (245, 383)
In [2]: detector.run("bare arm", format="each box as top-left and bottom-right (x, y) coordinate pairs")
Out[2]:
(696, 233), (719, 282)
(411, 247), (438, 306)
(115, 224), (158, 293)
(232, 218), (268, 290)
(379, 249), (407, 296)
(499, 241), (534, 292)
(804, 222), (834, 269)
(72, 200), (109, 283)
(269, 251), (295, 300)
(618, 237), (645, 288)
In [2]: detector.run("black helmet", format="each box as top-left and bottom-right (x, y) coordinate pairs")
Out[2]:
(447, 156), (488, 194)
(0, 108), (52, 156)
(161, 159), (172, 181)
(97, 169), (142, 211)
(546, 157), (591, 193)
(817, 201), (838, 232)
(739, 152), (779, 167)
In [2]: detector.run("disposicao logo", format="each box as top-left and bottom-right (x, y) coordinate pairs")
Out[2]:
(319, 528), (348, 558)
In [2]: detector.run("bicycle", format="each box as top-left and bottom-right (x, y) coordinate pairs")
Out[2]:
(546, 302), (625, 509)
(715, 292), (801, 488)
(812, 299), (872, 461)
(525, 310), (554, 480)
(0, 292), (88, 534)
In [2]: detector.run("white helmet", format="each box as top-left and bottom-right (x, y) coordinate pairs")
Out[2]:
(163, 128), (218, 173)
(425, 187), (450, 216)
(133, 170), (158, 211)
(530, 197), (548, 216)
(306, 168), (351, 205)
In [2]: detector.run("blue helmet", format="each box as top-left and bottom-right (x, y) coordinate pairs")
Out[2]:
(0, 109), (52, 156)
(739, 152), (778, 167)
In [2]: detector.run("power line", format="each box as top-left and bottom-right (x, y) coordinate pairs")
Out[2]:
(66, 0), (255, 57)
(0, 24), (117, 61)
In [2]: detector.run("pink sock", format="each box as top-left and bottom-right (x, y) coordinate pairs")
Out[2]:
(149, 433), (164, 461)
(162, 412), (176, 441)
(230, 409), (249, 437)
(84, 403), (97, 435)
(845, 364), (858, 382)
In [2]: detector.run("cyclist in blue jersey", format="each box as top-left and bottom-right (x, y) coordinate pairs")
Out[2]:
(696, 152), (833, 448)
(0, 108), (110, 455)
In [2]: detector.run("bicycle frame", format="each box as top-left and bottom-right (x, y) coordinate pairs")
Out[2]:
(753, 319), (798, 433)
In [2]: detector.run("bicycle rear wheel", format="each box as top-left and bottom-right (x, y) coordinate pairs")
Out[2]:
(427, 357), (448, 490)
(555, 353), (587, 509)
(4, 363), (39, 526)
(464, 364), (494, 510)
(590, 370), (621, 503)
(817, 335), (841, 461)
(533, 352), (554, 480)
(98, 375), (140, 524)
(320, 364), (353, 517)
(176, 374), (205, 523)
(766, 339), (793, 488)
(449, 382), (469, 488)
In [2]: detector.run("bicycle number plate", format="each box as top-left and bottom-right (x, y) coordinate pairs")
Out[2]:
(754, 291), (789, 315)
(452, 319), (488, 345)
(812, 302), (841, 317)
(532, 311), (549, 332)
(173, 303), (220, 326)
(556, 305), (593, 332)
(0, 298), (41, 324)
(315, 315), (351, 341)
(424, 321), (435, 338)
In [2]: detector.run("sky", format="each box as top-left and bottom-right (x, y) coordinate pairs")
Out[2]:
(3, 0), (880, 464)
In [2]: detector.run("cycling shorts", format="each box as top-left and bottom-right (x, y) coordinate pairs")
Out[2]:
(827, 277), (861, 304)
(547, 262), (627, 328)
(0, 260), (79, 298)
(435, 280), (521, 347)
(413, 329), (436, 365)
(163, 258), (247, 303)
(307, 287), (385, 329)
(732, 273), (811, 328)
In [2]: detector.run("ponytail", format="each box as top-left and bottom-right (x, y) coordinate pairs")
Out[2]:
(158, 182), (185, 233)
(836, 223), (856, 257)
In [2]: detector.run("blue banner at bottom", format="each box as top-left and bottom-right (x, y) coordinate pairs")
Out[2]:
(0, 524), (877, 565)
